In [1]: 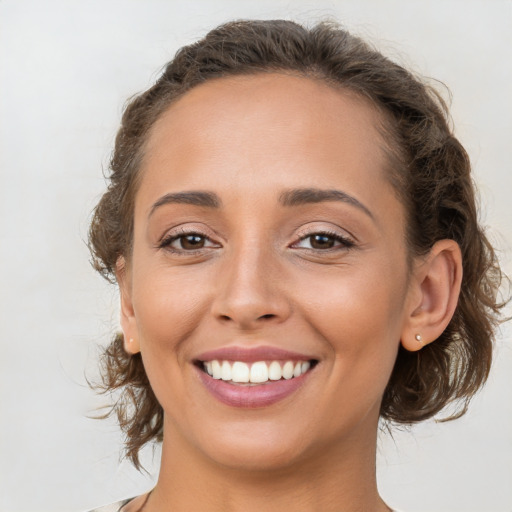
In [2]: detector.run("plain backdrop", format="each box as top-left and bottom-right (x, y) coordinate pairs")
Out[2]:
(1, 1), (511, 511)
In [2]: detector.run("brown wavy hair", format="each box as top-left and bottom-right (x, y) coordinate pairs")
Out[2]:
(89, 19), (507, 468)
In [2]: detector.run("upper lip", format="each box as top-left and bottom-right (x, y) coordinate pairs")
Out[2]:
(195, 345), (317, 363)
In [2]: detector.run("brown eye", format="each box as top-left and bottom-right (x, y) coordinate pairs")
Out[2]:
(309, 234), (335, 249)
(292, 231), (355, 251)
(179, 235), (206, 250)
(159, 231), (218, 252)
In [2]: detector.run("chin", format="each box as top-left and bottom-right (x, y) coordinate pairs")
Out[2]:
(208, 441), (307, 473)
(189, 420), (314, 473)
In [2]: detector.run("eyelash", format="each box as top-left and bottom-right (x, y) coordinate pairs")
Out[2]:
(158, 229), (356, 255)
(159, 228), (218, 255)
(291, 230), (356, 251)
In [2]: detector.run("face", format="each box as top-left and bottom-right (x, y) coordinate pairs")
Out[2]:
(120, 73), (415, 471)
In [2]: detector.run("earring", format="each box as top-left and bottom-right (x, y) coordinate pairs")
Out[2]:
(415, 334), (423, 346)
(125, 337), (140, 355)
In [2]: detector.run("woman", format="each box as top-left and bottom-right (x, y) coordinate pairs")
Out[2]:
(87, 19), (506, 512)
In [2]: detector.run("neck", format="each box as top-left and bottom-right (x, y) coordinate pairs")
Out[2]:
(146, 417), (390, 512)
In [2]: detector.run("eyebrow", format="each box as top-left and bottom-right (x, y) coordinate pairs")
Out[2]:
(149, 187), (373, 220)
(149, 190), (221, 217)
(279, 188), (374, 219)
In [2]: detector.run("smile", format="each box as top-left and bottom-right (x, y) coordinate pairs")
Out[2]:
(193, 346), (318, 407)
(202, 359), (313, 384)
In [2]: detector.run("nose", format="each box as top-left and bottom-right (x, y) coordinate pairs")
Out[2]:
(210, 243), (292, 330)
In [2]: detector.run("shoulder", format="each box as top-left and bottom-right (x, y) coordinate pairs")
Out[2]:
(84, 497), (135, 512)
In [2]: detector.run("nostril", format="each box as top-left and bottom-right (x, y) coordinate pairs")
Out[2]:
(214, 310), (282, 327)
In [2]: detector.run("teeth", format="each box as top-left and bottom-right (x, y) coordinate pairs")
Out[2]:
(268, 361), (282, 381)
(250, 361), (269, 383)
(232, 361), (249, 383)
(221, 361), (232, 381)
(202, 359), (313, 384)
(211, 360), (222, 379)
(282, 361), (294, 379)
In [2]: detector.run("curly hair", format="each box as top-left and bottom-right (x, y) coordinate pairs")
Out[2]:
(89, 19), (507, 468)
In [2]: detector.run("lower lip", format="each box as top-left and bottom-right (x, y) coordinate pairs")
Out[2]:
(196, 366), (313, 408)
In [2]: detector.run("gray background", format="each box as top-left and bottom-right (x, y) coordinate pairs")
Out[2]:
(1, 1), (511, 511)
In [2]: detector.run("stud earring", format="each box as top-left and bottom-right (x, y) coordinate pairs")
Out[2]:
(415, 334), (423, 346)
(125, 337), (140, 355)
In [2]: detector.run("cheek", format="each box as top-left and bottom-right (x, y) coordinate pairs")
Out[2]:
(287, 268), (406, 438)
(292, 260), (407, 382)
(129, 265), (215, 422)
(297, 252), (406, 325)
(134, 266), (208, 339)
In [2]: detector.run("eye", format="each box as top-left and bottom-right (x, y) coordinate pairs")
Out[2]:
(293, 231), (355, 251)
(159, 231), (219, 252)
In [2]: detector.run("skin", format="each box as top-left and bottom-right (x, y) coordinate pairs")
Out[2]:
(118, 73), (462, 512)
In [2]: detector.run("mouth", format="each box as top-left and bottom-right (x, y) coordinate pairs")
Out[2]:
(195, 359), (318, 385)
(193, 347), (319, 408)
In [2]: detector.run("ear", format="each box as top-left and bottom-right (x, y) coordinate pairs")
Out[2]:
(116, 256), (140, 355)
(401, 239), (462, 352)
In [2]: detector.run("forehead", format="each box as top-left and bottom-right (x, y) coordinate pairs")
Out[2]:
(139, 73), (393, 210)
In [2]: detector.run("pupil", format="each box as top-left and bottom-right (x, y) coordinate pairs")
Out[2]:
(311, 234), (334, 249)
(182, 235), (204, 249)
